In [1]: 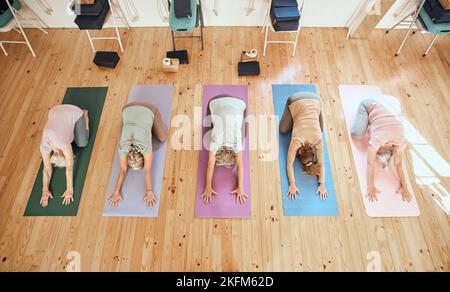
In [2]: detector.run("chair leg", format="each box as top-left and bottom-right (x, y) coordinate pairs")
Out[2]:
(86, 31), (96, 53)
(171, 30), (176, 51)
(200, 25), (204, 50)
(263, 24), (269, 56)
(0, 42), (7, 56)
(423, 34), (438, 57)
(292, 29), (300, 57)
(395, 1), (425, 56)
(199, 2), (204, 50)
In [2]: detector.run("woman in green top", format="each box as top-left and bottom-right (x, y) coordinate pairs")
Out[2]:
(108, 102), (168, 209)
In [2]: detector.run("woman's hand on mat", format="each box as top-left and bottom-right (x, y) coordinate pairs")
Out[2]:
(317, 184), (328, 201)
(61, 189), (74, 206)
(202, 187), (217, 204)
(144, 190), (157, 208)
(40, 190), (53, 207)
(287, 183), (299, 200)
(231, 188), (248, 205)
(397, 186), (412, 203)
(367, 186), (380, 202)
(108, 192), (123, 208)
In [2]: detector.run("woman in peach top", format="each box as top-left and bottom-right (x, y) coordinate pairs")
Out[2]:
(280, 92), (328, 201)
(351, 96), (412, 203)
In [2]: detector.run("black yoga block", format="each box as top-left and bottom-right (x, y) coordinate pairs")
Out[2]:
(71, 0), (107, 16)
(166, 50), (189, 64)
(238, 61), (260, 76)
(93, 51), (120, 69)
(74, 0), (109, 30)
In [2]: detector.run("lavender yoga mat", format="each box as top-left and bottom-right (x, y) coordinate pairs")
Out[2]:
(103, 85), (173, 217)
(195, 85), (251, 218)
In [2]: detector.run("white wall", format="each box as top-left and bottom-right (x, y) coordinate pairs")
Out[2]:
(23, 0), (363, 28)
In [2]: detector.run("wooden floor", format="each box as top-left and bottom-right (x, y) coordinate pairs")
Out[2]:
(0, 27), (448, 272)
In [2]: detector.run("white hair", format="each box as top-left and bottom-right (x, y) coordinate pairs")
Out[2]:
(50, 153), (67, 168)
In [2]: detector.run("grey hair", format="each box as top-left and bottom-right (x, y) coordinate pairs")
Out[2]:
(50, 153), (76, 168)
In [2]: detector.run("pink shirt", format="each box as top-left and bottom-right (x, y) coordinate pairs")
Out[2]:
(368, 102), (405, 150)
(40, 105), (83, 155)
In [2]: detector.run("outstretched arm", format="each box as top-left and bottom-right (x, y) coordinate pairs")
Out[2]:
(109, 157), (127, 208)
(202, 151), (217, 204)
(232, 152), (248, 205)
(286, 141), (299, 200)
(367, 146), (379, 202)
(394, 149), (412, 203)
(316, 140), (328, 200)
(143, 151), (157, 208)
(41, 153), (53, 207)
(62, 145), (74, 206)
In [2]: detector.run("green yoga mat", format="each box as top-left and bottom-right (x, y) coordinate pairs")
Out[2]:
(24, 87), (108, 217)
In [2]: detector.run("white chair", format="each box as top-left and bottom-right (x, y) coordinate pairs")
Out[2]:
(0, 0), (47, 57)
(84, 0), (129, 53)
(262, 0), (304, 57)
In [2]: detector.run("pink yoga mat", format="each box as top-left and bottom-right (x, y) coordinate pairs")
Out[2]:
(339, 85), (420, 218)
(194, 85), (251, 218)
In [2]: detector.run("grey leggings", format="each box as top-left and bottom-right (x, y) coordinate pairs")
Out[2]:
(350, 98), (376, 139)
(279, 92), (323, 134)
(74, 114), (89, 148)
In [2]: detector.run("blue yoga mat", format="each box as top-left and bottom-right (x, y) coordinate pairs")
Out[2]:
(272, 84), (339, 216)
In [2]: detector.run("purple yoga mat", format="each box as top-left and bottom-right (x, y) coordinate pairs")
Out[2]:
(195, 85), (251, 218)
(103, 85), (173, 217)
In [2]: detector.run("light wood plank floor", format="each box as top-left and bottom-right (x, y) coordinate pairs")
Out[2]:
(0, 27), (448, 272)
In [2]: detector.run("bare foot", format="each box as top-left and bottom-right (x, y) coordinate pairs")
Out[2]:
(83, 110), (89, 131)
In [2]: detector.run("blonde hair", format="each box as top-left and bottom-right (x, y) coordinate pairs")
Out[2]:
(297, 143), (321, 177)
(378, 150), (393, 170)
(127, 145), (144, 170)
(215, 146), (236, 168)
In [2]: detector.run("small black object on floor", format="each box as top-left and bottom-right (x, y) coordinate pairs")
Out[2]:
(167, 50), (189, 64)
(238, 61), (260, 76)
(93, 51), (120, 69)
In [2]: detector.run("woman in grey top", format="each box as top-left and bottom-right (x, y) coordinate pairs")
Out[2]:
(108, 102), (168, 208)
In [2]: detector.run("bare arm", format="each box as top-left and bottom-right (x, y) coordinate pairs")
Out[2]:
(114, 157), (128, 195)
(233, 152), (248, 204)
(367, 146), (378, 189)
(42, 153), (52, 193)
(143, 151), (157, 207)
(109, 156), (128, 208)
(367, 146), (379, 202)
(144, 151), (153, 192)
(235, 152), (244, 191)
(61, 145), (75, 205)
(316, 140), (325, 184)
(394, 149), (412, 202)
(286, 140), (300, 199)
(40, 153), (53, 207)
(205, 151), (216, 191)
(202, 151), (217, 204)
(63, 145), (74, 192)
(286, 141), (297, 185)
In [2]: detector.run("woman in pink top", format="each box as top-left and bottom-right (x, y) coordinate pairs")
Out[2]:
(351, 96), (412, 203)
(39, 104), (89, 207)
